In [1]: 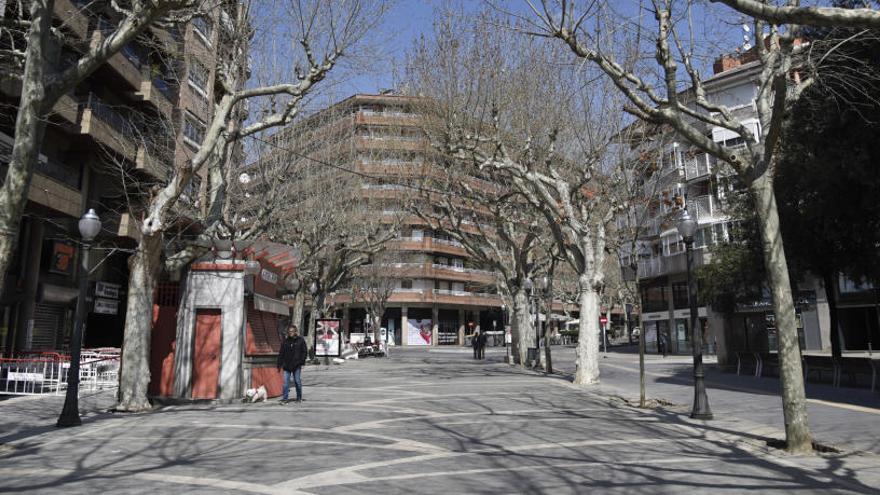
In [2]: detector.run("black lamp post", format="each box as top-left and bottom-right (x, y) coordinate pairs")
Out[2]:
(57, 209), (101, 428)
(676, 208), (713, 420)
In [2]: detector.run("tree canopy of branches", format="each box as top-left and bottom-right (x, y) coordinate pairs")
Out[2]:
(116, 0), (389, 411)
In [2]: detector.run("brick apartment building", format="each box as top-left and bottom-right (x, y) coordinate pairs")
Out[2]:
(0, 1), (244, 356)
(265, 94), (507, 346)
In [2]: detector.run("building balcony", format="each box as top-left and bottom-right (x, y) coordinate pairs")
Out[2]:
(54, 0), (90, 39)
(687, 195), (725, 223)
(116, 212), (141, 241)
(27, 173), (81, 217)
(90, 25), (144, 90)
(356, 136), (426, 152)
(136, 76), (175, 118)
(136, 146), (169, 181)
(637, 249), (706, 280)
(684, 153), (714, 181)
(374, 262), (496, 284)
(392, 237), (468, 257)
(354, 112), (421, 127)
(79, 94), (136, 158)
(50, 93), (80, 125)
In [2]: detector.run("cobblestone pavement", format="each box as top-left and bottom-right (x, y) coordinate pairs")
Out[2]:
(0, 347), (878, 494)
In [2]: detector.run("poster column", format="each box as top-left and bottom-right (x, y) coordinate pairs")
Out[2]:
(431, 306), (439, 347)
(400, 306), (408, 347)
(458, 309), (465, 346)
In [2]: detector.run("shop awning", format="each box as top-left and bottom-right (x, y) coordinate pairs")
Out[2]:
(253, 293), (289, 316)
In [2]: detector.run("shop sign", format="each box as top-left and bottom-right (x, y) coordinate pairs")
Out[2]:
(49, 242), (76, 275)
(94, 298), (118, 315)
(95, 282), (121, 299)
(260, 269), (278, 285)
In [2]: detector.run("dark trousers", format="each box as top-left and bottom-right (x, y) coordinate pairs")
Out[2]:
(478, 345), (485, 359)
(473, 346), (479, 359)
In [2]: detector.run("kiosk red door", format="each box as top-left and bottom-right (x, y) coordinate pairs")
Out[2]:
(192, 309), (222, 399)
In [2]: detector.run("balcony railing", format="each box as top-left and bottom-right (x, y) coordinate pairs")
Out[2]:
(83, 93), (129, 131)
(684, 153), (713, 180)
(687, 195), (725, 222)
(152, 75), (177, 100)
(637, 249), (707, 279)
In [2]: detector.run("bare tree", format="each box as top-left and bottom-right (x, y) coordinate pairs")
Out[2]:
(0, 0), (200, 294)
(406, 7), (627, 382)
(607, 122), (679, 407)
(520, 0), (858, 452)
(710, 0), (880, 28)
(351, 250), (398, 347)
(115, 0), (389, 411)
(409, 162), (550, 366)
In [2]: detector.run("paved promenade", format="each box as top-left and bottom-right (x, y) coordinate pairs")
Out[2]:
(1, 347), (878, 494)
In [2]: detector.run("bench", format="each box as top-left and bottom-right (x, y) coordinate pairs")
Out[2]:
(802, 355), (839, 385)
(757, 352), (780, 378)
(736, 352), (760, 377)
(836, 357), (878, 391)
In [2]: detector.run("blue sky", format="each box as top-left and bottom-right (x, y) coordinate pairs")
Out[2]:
(334, 0), (746, 97)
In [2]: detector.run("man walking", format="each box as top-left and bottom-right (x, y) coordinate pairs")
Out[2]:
(477, 330), (487, 360)
(278, 324), (308, 404)
(472, 330), (481, 360)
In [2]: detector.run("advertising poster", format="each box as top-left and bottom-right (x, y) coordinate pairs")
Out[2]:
(407, 318), (433, 346)
(315, 318), (341, 356)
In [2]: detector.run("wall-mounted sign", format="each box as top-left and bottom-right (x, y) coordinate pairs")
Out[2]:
(49, 242), (76, 275)
(95, 282), (121, 299)
(260, 268), (278, 285)
(94, 298), (119, 315)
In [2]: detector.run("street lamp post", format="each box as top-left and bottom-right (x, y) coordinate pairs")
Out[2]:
(676, 209), (713, 420)
(57, 209), (101, 428)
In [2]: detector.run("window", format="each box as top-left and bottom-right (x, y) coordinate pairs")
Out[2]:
(400, 279), (412, 289)
(672, 282), (690, 309)
(193, 16), (213, 43)
(183, 113), (206, 147)
(188, 60), (209, 94)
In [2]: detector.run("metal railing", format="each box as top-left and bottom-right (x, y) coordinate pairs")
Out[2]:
(83, 93), (130, 131)
(0, 349), (120, 396)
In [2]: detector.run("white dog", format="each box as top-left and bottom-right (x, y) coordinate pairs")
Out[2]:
(244, 385), (268, 403)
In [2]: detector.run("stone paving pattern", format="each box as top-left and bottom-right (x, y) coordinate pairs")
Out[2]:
(0, 346), (878, 494)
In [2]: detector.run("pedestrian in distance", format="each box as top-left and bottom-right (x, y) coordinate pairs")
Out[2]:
(658, 331), (668, 358)
(472, 330), (481, 360)
(277, 324), (308, 404)
(477, 330), (487, 360)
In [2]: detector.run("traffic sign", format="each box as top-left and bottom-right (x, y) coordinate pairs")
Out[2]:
(599, 316), (608, 325)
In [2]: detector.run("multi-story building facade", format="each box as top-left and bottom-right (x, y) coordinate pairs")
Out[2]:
(0, 2), (242, 355)
(628, 51), (832, 363)
(266, 93), (505, 346)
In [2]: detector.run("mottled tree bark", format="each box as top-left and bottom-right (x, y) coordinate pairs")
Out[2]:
(116, 233), (162, 412)
(750, 172), (811, 453)
(574, 278), (601, 385)
(0, 0), (51, 294)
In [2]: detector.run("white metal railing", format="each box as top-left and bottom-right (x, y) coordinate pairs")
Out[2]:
(684, 153), (712, 180)
(393, 288), (425, 294)
(431, 264), (494, 276)
(361, 183), (406, 191)
(688, 195), (726, 222)
(0, 349), (120, 396)
(433, 238), (463, 247)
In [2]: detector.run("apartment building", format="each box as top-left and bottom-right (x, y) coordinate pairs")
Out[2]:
(0, 1), (243, 355)
(627, 51), (832, 363)
(266, 93), (505, 346)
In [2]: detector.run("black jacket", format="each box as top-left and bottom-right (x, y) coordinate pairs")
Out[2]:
(278, 335), (308, 371)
